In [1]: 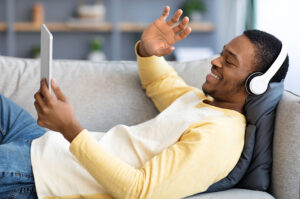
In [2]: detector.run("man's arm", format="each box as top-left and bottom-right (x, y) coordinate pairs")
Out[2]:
(136, 42), (207, 112)
(70, 117), (245, 199)
(136, 6), (207, 112)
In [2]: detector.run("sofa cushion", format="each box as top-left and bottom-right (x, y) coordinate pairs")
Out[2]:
(236, 81), (284, 190)
(185, 188), (274, 199)
(0, 56), (211, 132)
(0, 57), (155, 131)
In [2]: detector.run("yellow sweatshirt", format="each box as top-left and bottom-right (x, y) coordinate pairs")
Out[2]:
(67, 43), (246, 199)
(31, 42), (245, 199)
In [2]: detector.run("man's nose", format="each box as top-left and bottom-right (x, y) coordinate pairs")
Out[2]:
(211, 56), (222, 68)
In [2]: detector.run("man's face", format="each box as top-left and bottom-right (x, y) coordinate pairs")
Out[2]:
(202, 35), (256, 102)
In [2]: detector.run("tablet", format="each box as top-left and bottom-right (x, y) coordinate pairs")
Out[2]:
(40, 24), (53, 94)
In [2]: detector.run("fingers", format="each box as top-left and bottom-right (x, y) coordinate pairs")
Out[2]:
(167, 9), (183, 26)
(159, 6), (170, 21)
(34, 100), (46, 127)
(51, 78), (67, 102)
(174, 26), (192, 42)
(34, 100), (42, 114)
(173, 16), (189, 33)
(34, 90), (45, 108)
(40, 79), (54, 104)
(34, 88), (50, 117)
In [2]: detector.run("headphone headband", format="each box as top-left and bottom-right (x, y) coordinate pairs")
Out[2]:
(261, 44), (288, 82)
(246, 43), (288, 95)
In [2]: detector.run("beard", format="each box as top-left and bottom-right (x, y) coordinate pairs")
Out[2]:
(203, 89), (209, 97)
(202, 84), (211, 97)
(201, 79), (247, 102)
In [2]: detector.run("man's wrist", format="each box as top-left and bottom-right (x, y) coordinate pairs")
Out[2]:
(138, 41), (151, 57)
(62, 120), (84, 143)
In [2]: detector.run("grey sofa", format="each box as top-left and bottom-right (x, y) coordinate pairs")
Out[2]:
(0, 55), (299, 199)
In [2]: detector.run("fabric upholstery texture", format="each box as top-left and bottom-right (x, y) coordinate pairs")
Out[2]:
(0, 55), (299, 199)
(0, 56), (210, 132)
(271, 91), (300, 199)
(186, 188), (274, 199)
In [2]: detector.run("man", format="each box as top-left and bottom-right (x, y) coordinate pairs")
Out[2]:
(0, 6), (289, 199)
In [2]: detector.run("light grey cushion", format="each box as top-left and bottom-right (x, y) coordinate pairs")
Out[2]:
(0, 56), (211, 132)
(185, 188), (274, 199)
(271, 90), (300, 199)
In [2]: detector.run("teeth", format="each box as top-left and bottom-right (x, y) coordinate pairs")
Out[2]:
(210, 72), (220, 80)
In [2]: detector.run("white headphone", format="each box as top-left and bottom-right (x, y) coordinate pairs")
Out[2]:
(245, 44), (288, 95)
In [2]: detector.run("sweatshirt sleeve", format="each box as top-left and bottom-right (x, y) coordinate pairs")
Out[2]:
(135, 41), (207, 112)
(70, 117), (245, 199)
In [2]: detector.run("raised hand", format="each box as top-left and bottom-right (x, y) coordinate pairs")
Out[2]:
(138, 6), (192, 57)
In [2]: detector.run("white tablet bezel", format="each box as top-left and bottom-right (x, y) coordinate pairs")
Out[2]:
(40, 24), (53, 95)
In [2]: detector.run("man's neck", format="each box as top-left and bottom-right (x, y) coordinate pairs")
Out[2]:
(204, 99), (246, 114)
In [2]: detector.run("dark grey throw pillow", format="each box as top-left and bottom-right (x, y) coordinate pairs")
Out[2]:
(236, 81), (284, 190)
(191, 81), (284, 196)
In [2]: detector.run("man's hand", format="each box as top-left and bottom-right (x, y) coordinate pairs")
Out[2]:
(139, 6), (192, 57)
(34, 78), (83, 142)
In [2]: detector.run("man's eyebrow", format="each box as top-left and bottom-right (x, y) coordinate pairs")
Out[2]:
(223, 45), (239, 61)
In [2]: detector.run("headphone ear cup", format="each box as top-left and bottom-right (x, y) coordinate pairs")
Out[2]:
(245, 72), (264, 95)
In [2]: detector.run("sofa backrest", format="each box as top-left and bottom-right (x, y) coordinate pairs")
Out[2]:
(0, 56), (211, 131)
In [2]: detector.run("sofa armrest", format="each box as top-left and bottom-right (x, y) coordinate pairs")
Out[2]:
(271, 90), (300, 199)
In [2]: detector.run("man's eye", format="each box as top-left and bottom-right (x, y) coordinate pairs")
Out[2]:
(225, 59), (231, 65)
(220, 52), (233, 66)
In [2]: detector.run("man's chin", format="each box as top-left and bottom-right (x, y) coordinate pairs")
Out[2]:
(202, 83), (210, 97)
(202, 82), (216, 97)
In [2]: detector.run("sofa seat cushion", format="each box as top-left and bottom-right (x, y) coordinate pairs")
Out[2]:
(185, 188), (274, 199)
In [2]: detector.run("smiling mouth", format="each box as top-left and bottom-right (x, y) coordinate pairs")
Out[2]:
(209, 68), (223, 80)
(209, 72), (221, 80)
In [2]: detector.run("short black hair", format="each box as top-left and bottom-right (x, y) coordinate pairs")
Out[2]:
(243, 29), (289, 83)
